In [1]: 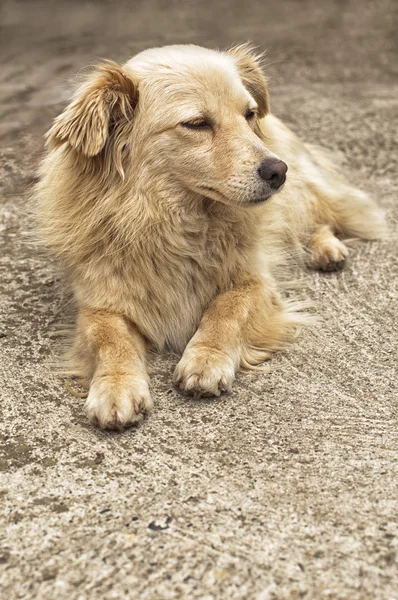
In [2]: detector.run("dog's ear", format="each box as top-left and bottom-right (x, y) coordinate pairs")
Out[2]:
(228, 44), (270, 118)
(46, 61), (138, 156)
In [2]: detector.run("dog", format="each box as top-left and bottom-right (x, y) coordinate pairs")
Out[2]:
(35, 44), (386, 429)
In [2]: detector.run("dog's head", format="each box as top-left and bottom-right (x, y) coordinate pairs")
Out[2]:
(47, 44), (287, 206)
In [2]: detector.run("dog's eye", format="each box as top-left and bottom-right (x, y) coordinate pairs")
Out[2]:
(181, 119), (210, 130)
(245, 108), (256, 120)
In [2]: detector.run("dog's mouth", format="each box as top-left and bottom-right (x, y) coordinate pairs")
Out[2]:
(197, 185), (230, 204)
(199, 185), (270, 205)
(200, 185), (218, 195)
(242, 189), (277, 207)
(244, 194), (272, 205)
(196, 181), (284, 207)
(243, 177), (287, 206)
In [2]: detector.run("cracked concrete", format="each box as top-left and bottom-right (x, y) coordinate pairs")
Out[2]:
(0, 0), (397, 598)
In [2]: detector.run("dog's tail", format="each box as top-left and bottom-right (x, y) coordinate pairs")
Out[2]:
(333, 186), (387, 240)
(305, 143), (388, 240)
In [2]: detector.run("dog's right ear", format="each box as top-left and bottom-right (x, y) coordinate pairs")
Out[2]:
(46, 61), (138, 157)
(227, 44), (269, 118)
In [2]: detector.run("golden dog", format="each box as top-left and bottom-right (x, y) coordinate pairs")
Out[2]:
(36, 44), (385, 429)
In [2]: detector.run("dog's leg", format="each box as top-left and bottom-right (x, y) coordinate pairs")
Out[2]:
(174, 277), (300, 397)
(78, 308), (151, 429)
(310, 224), (349, 272)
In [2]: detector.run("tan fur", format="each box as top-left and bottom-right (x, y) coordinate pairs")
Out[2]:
(310, 224), (349, 271)
(228, 44), (270, 117)
(35, 44), (386, 429)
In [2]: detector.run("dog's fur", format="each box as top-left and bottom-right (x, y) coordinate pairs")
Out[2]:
(35, 44), (386, 429)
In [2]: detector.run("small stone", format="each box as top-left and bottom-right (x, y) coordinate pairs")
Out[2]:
(148, 516), (172, 531)
(94, 452), (105, 464)
(52, 503), (69, 513)
(0, 551), (10, 564)
(42, 566), (58, 581)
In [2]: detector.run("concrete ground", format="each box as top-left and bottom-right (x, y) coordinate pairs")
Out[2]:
(0, 0), (397, 598)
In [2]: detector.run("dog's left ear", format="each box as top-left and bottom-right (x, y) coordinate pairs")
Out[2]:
(227, 45), (270, 118)
(46, 61), (138, 156)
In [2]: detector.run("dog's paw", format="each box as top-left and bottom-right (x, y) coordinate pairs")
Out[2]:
(85, 374), (152, 430)
(311, 237), (349, 272)
(173, 345), (236, 398)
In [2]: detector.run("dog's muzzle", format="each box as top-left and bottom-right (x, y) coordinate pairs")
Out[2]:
(257, 159), (288, 190)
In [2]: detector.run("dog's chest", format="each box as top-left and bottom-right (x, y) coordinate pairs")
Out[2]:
(127, 212), (255, 350)
(172, 214), (252, 287)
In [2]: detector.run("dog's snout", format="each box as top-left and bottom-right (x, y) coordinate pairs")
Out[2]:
(257, 159), (288, 190)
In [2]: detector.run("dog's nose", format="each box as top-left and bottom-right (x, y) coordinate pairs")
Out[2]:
(257, 159), (288, 190)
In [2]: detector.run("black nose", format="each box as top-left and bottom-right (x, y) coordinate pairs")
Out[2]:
(257, 159), (288, 190)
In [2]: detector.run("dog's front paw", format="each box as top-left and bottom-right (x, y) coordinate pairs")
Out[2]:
(311, 237), (349, 272)
(174, 345), (236, 398)
(85, 374), (152, 430)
